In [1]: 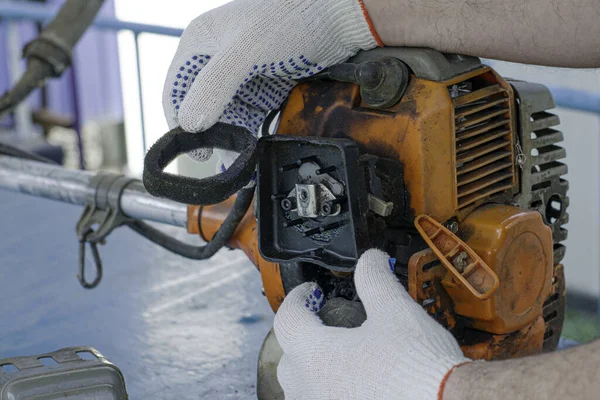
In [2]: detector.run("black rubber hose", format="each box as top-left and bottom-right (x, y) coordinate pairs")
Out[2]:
(126, 187), (255, 260)
(0, 141), (58, 164)
(0, 0), (105, 116)
(0, 61), (55, 116)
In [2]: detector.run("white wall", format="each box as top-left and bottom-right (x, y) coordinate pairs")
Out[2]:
(114, 0), (231, 177)
(489, 61), (600, 299)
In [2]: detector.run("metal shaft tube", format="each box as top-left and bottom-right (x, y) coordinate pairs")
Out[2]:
(0, 156), (187, 228)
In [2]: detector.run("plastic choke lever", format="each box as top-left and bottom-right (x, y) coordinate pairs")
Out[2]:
(415, 215), (500, 300)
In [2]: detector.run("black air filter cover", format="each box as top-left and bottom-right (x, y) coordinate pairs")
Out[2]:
(257, 135), (370, 271)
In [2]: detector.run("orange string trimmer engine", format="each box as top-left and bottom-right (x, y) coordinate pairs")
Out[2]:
(188, 48), (568, 361)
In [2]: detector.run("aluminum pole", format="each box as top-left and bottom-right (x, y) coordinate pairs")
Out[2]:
(0, 156), (188, 228)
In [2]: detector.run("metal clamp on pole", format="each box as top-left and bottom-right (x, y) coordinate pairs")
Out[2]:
(75, 172), (136, 289)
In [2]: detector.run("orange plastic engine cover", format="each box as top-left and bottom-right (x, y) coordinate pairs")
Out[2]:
(276, 67), (518, 223)
(447, 205), (554, 334)
(187, 200), (286, 312)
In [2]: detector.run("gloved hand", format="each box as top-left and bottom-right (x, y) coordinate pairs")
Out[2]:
(162, 0), (382, 163)
(274, 249), (471, 400)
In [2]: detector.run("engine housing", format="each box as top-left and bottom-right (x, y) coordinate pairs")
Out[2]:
(265, 48), (568, 358)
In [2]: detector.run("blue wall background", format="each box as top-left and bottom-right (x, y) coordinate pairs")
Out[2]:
(0, 0), (123, 128)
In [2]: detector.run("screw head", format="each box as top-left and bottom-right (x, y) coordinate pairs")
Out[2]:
(445, 220), (459, 234)
(321, 203), (332, 215)
(281, 198), (293, 211)
(299, 189), (309, 201)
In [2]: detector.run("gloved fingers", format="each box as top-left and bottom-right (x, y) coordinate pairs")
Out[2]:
(276, 353), (295, 396)
(354, 249), (418, 319)
(187, 148), (214, 163)
(162, 14), (218, 128)
(163, 50), (216, 161)
(162, 11), (220, 157)
(215, 149), (238, 173)
(178, 44), (249, 133)
(219, 95), (271, 135)
(274, 282), (328, 354)
(180, 13), (216, 45)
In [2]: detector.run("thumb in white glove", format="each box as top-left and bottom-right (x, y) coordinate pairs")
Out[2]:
(162, 0), (382, 164)
(274, 249), (471, 400)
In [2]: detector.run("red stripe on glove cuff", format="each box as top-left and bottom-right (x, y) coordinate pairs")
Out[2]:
(438, 362), (472, 400)
(357, 0), (384, 47)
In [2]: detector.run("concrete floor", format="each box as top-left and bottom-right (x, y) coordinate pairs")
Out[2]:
(0, 191), (274, 399)
(1, 189), (586, 399)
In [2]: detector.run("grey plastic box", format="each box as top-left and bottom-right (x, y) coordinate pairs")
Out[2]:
(0, 346), (127, 399)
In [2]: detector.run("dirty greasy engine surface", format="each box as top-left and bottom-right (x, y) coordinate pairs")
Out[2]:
(264, 49), (568, 358)
(183, 48), (569, 364)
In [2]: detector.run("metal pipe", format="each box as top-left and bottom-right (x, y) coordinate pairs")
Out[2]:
(134, 33), (147, 153)
(0, 2), (184, 37)
(0, 156), (188, 228)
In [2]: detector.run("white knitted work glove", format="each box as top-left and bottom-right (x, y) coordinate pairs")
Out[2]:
(162, 0), (382, 164)
(274, 249), (471, 400)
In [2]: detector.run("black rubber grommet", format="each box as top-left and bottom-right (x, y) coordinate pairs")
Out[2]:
(143, 123), (258, 205)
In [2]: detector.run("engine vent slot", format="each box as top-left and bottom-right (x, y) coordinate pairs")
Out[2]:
(450, 72), (516, 210)
(510, 80), (569, 352)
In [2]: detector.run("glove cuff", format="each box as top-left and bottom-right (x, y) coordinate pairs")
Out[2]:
(314, 0), (382, 63)
(437, 361), (472, 400)
(383, 355), (472, 400)
(357, 0), (384, 47)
